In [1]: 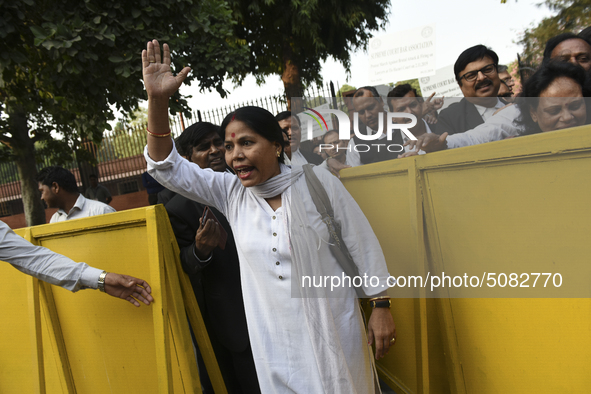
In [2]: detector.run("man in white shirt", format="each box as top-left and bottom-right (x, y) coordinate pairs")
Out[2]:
(0, 220), (153, 306)
(436, 45), (505, 136)
(36, 166), (116, 223)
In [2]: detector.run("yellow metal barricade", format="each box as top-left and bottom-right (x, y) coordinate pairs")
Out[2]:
(3, 125), (591, 393)
(341, 125), (591, 393)
(0, 206), (226, 394)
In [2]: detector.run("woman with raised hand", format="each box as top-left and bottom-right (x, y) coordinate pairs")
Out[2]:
(142, 39), (395, 393)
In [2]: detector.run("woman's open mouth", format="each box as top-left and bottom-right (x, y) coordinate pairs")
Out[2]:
(235, 166), (254, 179)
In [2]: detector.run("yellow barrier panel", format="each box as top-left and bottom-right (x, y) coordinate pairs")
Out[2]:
(3, 126), (591, 393)
(0, 206), (226, 393)
(341, 125), (591, 393)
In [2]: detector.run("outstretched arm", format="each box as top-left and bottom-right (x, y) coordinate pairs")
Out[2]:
(1, 222), (153, 306)
(143, 39), (191, 161)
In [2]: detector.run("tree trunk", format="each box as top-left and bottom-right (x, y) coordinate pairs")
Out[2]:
(281, 42), (302, 113)
(8, 107), (46, 226)
(78, 139), (99, 194)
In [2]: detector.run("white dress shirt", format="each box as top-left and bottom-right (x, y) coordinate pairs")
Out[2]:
(290, 149), (308, 166)
(0, 221), (101, 291)
(473, 98), (506, 122)
(50, 194), (116, 223)
(447, 104), (523, 149)
(346, 119), (433, 167)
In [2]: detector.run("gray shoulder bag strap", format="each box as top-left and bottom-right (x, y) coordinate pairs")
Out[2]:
(302, 165), (382, 394)
(302, 164), (367, 298)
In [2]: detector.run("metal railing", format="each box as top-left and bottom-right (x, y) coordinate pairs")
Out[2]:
(0, 82), (344, 217)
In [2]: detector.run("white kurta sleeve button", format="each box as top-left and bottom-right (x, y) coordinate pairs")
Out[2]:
(278, 275), (283, 280)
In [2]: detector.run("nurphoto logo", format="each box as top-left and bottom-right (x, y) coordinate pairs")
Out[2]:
(299, 107), (418, 153)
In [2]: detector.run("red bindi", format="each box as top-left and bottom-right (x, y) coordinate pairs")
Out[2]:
(231, 133), (235, 138)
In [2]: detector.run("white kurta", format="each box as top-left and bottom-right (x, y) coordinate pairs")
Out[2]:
(146, 146), (391, 394)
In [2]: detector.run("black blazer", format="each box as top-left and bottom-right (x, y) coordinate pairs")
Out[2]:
(164, 194), (250, 351)
(436, 98), (484, 136)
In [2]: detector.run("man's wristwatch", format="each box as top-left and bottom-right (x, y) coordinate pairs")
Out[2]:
(369, 299), (391, 308)
(98, 271), (108, 292)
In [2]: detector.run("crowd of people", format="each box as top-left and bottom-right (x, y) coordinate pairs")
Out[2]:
(290, 30), (591, 169)
(142, 28), (590, 394)
(2, 26), (590, 394)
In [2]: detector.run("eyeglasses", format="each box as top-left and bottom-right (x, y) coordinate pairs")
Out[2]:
(459, 64), (497, 83)
(502, 77), (514, 84)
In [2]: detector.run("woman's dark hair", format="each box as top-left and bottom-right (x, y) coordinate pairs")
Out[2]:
(515, 61), (590, 135)
(36, 166), (79, 194)
(175, 122), (220, 157)
(454, 45), (499, 83)
(220, 106), (286, 163)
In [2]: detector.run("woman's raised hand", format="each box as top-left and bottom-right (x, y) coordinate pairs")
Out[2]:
(142, 39), (191, 100)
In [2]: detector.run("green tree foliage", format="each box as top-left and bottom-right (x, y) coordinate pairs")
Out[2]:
(227, 0), (390, 107)
(337, 84), (357, 97)
(97, 124), (147, 163)
(518, 0), (591, 66)
(0, 0), (249, 225)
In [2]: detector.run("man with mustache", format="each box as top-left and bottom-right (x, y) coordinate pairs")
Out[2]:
(436, 45), (505, 136)
(275, 111), (323, 165)
(407, 34), (591, 153)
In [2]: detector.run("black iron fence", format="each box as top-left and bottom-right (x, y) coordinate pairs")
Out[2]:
(0, 81), (347, 217)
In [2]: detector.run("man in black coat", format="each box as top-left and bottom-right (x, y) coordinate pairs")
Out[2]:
(161, 122), (260, 394)
(437, 45), (505, 136)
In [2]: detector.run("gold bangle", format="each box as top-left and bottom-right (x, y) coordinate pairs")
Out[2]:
(146, 128), (172, 138)
(98, 271), (108, 292)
